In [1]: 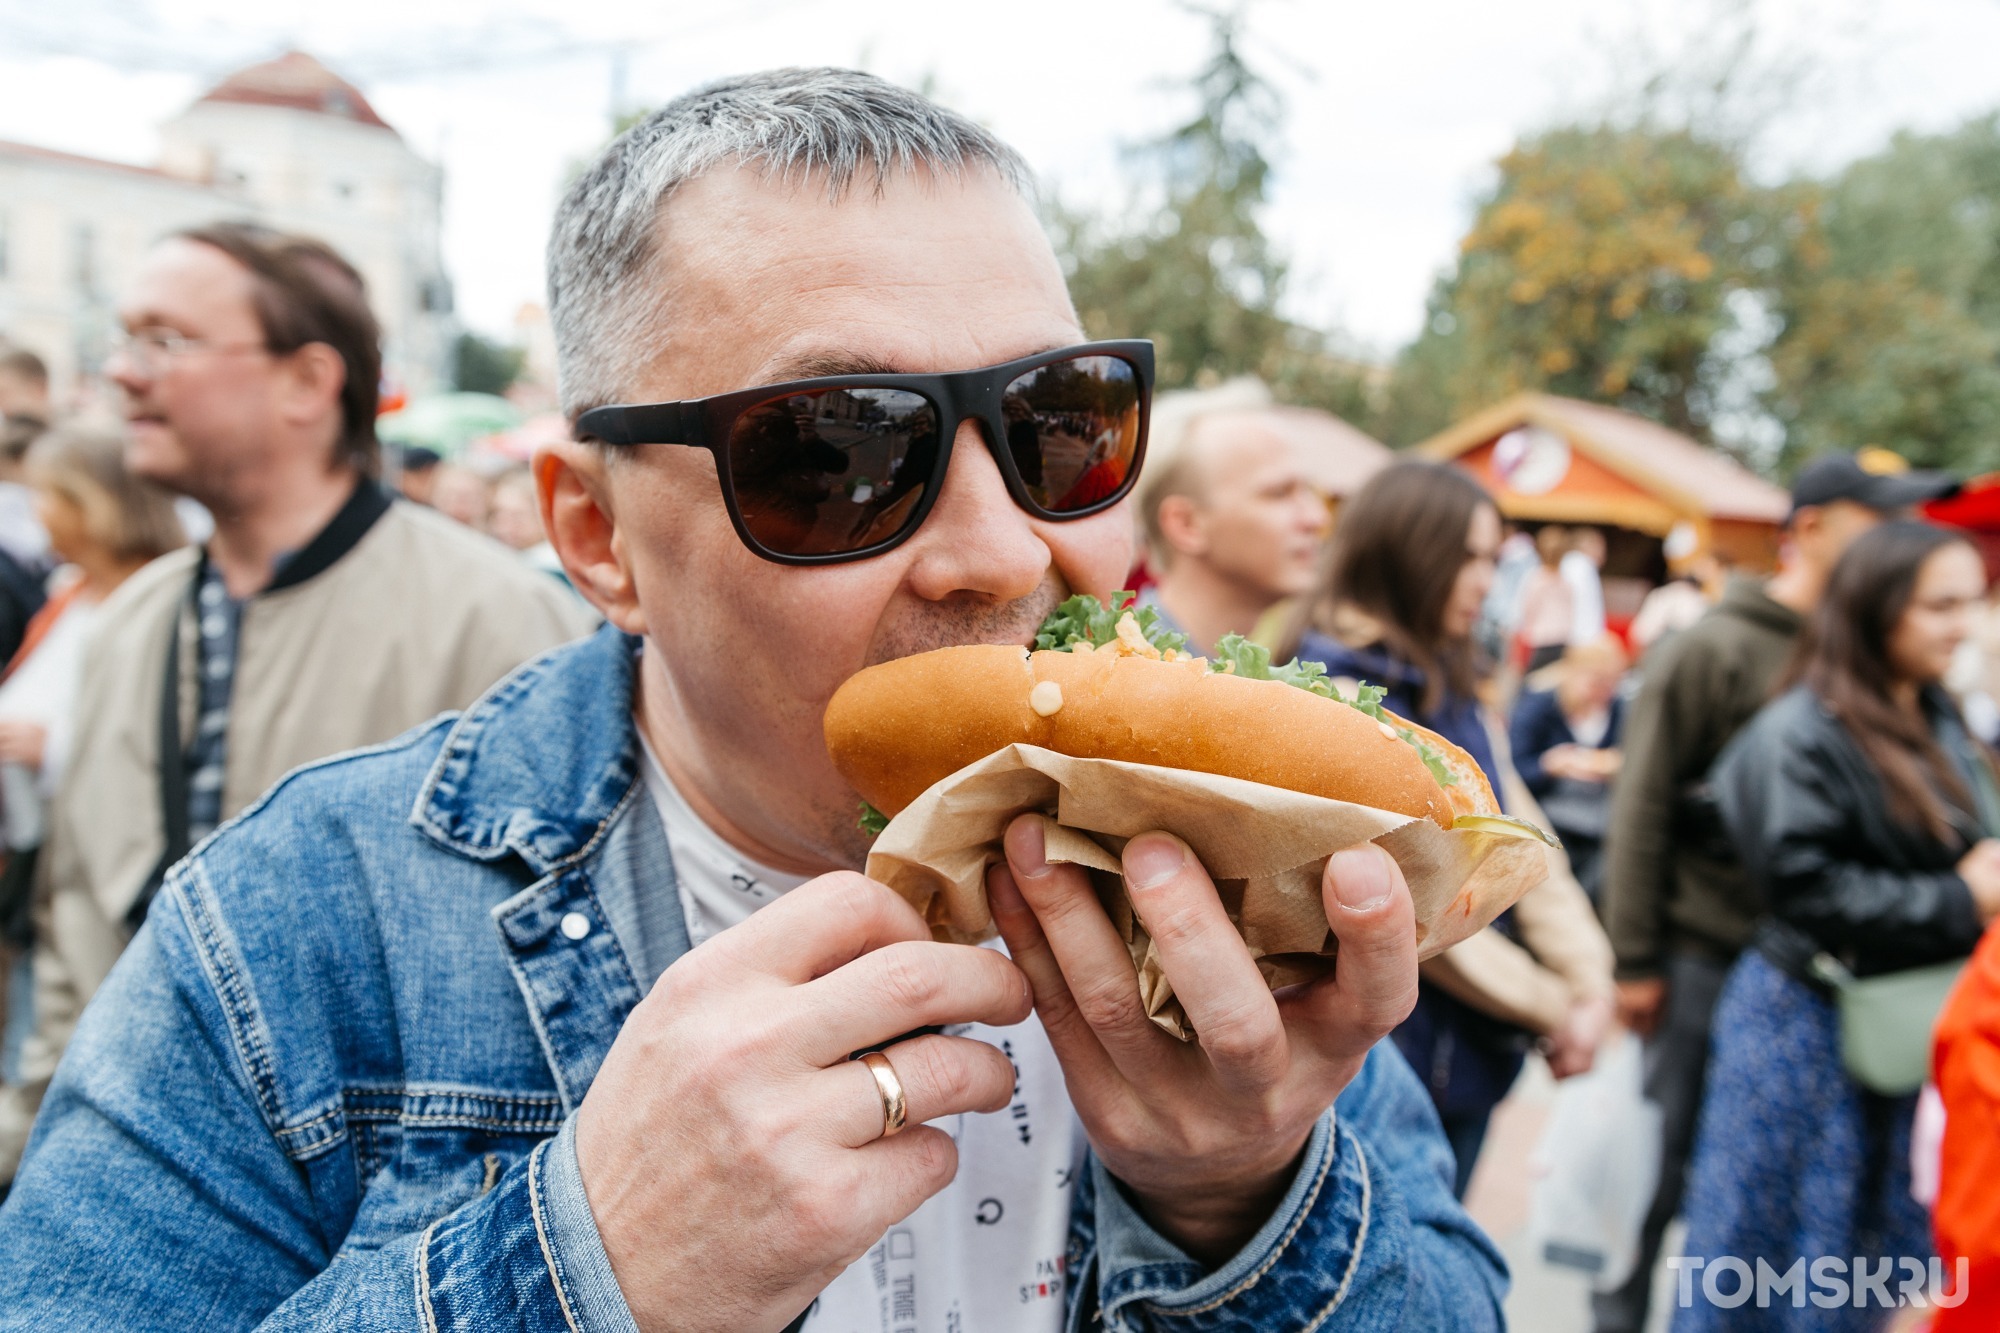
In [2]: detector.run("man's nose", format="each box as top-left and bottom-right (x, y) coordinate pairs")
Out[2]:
(105, 347), (150, 396)
(899, 421), (1049, 604)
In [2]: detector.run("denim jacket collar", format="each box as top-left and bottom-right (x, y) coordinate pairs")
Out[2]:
(412, 624), (643, 877)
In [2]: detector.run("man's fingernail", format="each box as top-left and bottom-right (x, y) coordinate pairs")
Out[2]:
(1008, 815), (1050, 877)
(1125, 833), (1189, 891)
(1329, 845), (1393, 912)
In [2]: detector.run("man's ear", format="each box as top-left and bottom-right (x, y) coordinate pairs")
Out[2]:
(537, 442), (645, 634)
(1788, 504), (1824, 563)
(1155, 493), (1209, 561)
(277, 342), (347, 432)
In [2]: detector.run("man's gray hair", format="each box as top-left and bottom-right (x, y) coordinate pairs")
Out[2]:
(548, 67), (1034, 419)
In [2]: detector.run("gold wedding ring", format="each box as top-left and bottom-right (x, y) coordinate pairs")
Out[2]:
(858, 1050), (908, 1140)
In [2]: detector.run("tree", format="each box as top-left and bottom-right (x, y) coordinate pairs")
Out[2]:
(451, 331), (525, 396)
(1381, 125), (1789, 445)
(1763, 116), (2000, 471)
(1053, 3), (1375, 419)
(1766, 272), (2000, 472)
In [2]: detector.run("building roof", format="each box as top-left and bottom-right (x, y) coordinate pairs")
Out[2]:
(0, 137), (218, 193)
(1265, 405), (1394, 498)
(196, 51), (394, 134)
(1417, 392), (1788, 528)
(0, 138), (168, 180)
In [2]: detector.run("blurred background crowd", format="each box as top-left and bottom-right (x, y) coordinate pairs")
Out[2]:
(6, 0), (2000, 1328)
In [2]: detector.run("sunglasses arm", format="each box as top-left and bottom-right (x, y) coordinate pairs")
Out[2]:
(575, 401), (704, 448)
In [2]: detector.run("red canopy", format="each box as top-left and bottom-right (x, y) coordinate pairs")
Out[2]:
(1926, 474), (2000, 583)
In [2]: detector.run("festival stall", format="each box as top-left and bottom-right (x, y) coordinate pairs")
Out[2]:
(1416, 393), (1789, 571)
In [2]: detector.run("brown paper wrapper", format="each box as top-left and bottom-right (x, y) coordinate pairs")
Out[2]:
(863, 744), (1551, 1041)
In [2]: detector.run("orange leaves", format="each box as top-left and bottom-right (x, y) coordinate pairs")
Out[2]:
(1415, 124), (1761, 438)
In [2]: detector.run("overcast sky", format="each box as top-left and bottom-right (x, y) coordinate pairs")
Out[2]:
(2, 0), (1997, 355)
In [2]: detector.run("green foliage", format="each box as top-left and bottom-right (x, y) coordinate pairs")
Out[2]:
(1763, 117), (2000, 472)
(1386, 110), (2000, 472)
(1054, 3), (1379, 424)
(1386, 125), (1788, 443)
(1374, 297), (1473, 447)
(450, 332), (525, 396)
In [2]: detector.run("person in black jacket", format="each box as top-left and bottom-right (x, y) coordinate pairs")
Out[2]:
(1675, 522), (2000, 1333)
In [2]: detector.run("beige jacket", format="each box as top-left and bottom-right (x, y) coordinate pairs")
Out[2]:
(1418, 715), (1616, 1034)
(0, 490), (596, 1177)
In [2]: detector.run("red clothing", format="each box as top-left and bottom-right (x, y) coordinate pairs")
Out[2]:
(1931, 919), (2000, 1328)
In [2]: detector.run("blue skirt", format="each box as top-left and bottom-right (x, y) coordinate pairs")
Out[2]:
(1672, 952), (1932, 1333)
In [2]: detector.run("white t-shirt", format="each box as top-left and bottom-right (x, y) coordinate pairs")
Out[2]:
(0, 593), (97, 774)
(0, 482), (48, 569)
(1567, 707), (1612, 749)
(1559, 549), (1606, 645)
(637, 741), (1084, 1331)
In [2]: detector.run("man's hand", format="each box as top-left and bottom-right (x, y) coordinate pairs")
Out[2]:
(573, 873), (1033, 1333)
(986, 816), (1419, 1264)
(1615, 976), (1667, 1039)
(1541, 991), (1614, 1079)
(0, 719), (46, 772)
(1957, 838), (2000, 921)
(1543, 743), (1617, 784)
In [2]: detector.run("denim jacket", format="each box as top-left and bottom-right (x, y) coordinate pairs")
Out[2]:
(0, 626), (1506, 1331)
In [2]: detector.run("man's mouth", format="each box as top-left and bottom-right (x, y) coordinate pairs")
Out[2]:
(863, 579), (1069, 668)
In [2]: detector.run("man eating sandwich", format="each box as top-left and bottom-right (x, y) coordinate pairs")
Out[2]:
(0, 68), (1506, 1331)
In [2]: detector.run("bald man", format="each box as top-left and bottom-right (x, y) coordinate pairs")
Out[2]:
(1136, 381), (1329, 655)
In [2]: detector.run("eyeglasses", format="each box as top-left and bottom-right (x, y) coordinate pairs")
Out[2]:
(107, 329), (269, 375)
(577, 340), (1153, 565)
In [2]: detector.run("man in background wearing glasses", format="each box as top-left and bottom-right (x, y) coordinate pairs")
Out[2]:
(0, 71), (1505, 1330)
(0, 223), (594, 1191)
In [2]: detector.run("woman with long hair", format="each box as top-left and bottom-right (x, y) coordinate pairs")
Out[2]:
(0, 424), (183, 1082)
(1684, 522), (2000, 1332)
(1288, 460), (1615, 1196)
(0, 425), (185, 792)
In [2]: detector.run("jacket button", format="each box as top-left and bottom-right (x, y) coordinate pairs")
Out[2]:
(560, 912), (592, 941)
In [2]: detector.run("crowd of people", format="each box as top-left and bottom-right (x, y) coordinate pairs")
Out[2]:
(1134, 384), (2000, 1330)
(0, 64), (1993, 1333)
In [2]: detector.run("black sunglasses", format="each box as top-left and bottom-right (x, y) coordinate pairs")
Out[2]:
(577, 340), (1153, 565)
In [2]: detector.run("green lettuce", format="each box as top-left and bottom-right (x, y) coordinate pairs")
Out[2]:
(858, 594), (1460, 834)
(1057, 615), (1461, 791)
(1033, 591), (1188, 655)
(1206, 634), (1460, 789)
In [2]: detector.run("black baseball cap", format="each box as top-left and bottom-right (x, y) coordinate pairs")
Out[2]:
(1789, 450), (1958, 518)
(398, 445), (443, 471)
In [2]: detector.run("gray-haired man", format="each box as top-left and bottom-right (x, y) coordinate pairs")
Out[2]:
(0, 70), (1506, 1330)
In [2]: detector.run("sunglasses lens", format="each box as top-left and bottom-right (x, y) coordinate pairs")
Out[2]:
(725, 387), (940, 556)
(1001, 355), (1143, 513)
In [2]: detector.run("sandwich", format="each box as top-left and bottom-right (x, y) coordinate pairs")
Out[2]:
(827, 592), (1507, 837)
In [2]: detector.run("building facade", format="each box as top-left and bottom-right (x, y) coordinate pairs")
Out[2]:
(0, 51), (451, 403)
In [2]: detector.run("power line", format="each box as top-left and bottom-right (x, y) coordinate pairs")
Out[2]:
(0, 0), (824, 91)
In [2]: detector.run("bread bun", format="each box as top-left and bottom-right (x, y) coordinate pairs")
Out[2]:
(824, 644), (1497, 829)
